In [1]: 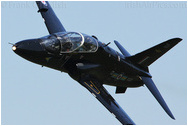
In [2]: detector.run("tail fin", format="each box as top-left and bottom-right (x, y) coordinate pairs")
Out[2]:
(127, 38), (182, 67)
(36, 1), (66, 34)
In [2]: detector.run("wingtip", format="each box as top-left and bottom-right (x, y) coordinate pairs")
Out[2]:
(171, 38), (183, 43)
(176, 37), (183, 42)
(170, 114), (176, 120)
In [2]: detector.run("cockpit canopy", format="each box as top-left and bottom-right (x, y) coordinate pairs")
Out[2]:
(40, 32), (98, 54)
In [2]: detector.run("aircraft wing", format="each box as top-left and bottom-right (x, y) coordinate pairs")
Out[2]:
(79, 78), (135, 125)
(36, 1), (66, 34)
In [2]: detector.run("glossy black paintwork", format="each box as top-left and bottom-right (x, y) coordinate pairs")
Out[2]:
(12, 1), (182, 125)
(13, 35), (145, 88)
(36, 1), (66, 34)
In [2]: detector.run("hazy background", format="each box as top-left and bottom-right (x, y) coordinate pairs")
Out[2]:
(2, 1), (187, 125)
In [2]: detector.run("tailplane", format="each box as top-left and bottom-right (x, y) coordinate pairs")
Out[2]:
(127, 38), (182, 67)
(114, 38), (182, 120)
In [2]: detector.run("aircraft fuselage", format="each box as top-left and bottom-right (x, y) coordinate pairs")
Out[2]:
(13, 32), (150, 88)
(12, 1), (182, 123)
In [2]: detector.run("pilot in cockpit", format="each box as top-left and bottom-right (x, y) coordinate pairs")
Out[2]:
(62, 42), (73, 52)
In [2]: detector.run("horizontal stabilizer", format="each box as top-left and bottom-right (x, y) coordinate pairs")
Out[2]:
(141, 76), (175, 119)
(114, 40), (131, 57)
(127, 38), (182, 67)
(116, 86), (127, 94)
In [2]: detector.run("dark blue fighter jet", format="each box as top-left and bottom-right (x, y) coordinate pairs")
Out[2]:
(12, 1), (182, 125)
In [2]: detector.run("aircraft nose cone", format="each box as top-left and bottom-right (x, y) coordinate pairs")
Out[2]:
(13, 39), (45, 57)
(13, 39), (43, 52)
(13, 39), (44, 52)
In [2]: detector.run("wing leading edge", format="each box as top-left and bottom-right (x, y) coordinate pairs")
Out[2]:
(79, 78), (135, 125)
(36, 1), (66, 34)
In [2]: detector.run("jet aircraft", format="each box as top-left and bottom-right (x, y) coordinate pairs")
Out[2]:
(12, 1), (182, 125)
